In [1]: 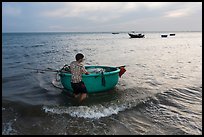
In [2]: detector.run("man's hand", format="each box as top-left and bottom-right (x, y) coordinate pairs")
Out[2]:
(85, 72), (90, 75)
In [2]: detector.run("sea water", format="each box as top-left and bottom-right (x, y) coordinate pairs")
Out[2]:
(2, 32), (202, 135)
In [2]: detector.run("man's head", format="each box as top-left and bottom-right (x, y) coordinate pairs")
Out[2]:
(75, 53), (85, 62)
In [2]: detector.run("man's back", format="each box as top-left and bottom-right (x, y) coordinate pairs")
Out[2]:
(70, 61), (87, 83)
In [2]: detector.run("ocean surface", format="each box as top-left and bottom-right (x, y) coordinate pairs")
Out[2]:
(2, 31), (202, 135)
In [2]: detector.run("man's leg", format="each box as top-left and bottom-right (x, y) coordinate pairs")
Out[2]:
(79, 93), (87, 102)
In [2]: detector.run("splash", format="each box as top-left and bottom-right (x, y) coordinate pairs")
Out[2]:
(2, 120), (17, 135)
(42, 103), (130, 119)
(42, 88), (153, 119)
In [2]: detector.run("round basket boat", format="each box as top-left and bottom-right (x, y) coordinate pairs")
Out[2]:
(59, 66), (120, 93)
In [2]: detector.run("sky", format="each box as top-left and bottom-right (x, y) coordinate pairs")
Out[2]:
(2, 2), (202, 32)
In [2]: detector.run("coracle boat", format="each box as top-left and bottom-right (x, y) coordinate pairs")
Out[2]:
(58, 65), (126, 93)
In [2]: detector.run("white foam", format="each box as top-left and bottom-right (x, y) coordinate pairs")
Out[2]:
(42, 103), (129, 119)
(2, 120), (17, 135)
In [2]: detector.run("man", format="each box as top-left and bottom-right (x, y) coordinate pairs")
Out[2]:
(70, 53), (89, 102)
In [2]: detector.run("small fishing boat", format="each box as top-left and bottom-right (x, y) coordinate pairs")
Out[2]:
(169, 33), (176, 36)
(112, 32), (119, 34)
(59, 65), (126, 93)
(128, 33), (145, 38)
(161, 34), (168, 38)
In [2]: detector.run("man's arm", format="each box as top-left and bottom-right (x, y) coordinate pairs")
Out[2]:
(81, 65), (89, 75)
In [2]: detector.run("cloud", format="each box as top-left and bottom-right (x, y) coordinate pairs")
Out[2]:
(164, 9), (189, 18)
(42, 3), (125, 18)
(2, 2), (202, 32)
(163, 2), (202, 18)
(141, 2), (171, 9)
(42, 2), (169, 22)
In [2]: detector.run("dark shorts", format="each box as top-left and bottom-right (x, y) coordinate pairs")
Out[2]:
(71, 81), (87, 94)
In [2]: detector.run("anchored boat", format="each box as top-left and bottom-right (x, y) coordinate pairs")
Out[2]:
(169, 33), (176, 36)
(112, 32), (119, 34)
(59, 65), (126, 93)
(161, 34), (168, 38)
(128, 33), (145, 38)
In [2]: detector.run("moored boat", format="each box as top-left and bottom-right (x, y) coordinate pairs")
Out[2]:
(169, 33), (176, 36)
(128, 33), (145, 38)
(112, 32), (119, 34)
(59, 65), (126, 93)
(161, 34), (168, 38)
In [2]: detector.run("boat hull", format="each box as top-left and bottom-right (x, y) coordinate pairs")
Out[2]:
(128, 33), (145, 38)
(59, 66), (120, 93)
(161, 35), (168, 38)
(169, 33), (176, 36)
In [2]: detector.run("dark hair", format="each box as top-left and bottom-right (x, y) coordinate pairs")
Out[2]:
(75, 53), (84, 61)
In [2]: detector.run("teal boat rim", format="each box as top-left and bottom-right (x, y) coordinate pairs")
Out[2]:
(60, 66), (120, 77)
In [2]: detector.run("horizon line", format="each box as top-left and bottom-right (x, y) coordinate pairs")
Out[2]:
(2, 30), (202, 33)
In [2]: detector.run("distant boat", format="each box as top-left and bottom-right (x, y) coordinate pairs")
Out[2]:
(112, 32), (119, 34)
(128, 33), (145, 38)
(161, 34), (168, 38)
(169, 33), (176, 36)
